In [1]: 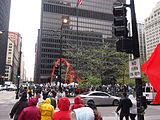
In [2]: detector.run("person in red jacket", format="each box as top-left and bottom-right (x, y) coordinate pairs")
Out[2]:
(53, 97), (71, 120)
(71, 96), (84, 110)
(18, 98), (41, 120)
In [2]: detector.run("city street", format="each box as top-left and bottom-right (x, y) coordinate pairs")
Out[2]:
(0, 91), (160, 120)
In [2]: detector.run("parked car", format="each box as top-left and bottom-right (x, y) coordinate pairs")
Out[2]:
(143, 84), (156, 104)
(78, 91), (120, 106)
(0, 84), (7, 91)
(0, 85), (3, 91)
(6, 84), (17, 91)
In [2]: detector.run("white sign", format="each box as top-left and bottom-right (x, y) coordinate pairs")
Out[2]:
(129, 58), (141, 79)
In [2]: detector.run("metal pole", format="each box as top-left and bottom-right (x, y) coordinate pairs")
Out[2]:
(16, 50), (21, 99)
(59, 25), (63, 90)
(74, 2), (79, 95)
(130, 0), (144, 119)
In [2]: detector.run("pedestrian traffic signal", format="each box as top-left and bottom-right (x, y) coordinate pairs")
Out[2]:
(113, 5), (128, 37)
(116, 37), (134, 54)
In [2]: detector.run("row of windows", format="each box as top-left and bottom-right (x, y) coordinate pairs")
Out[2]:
(41, 59), (55, 64)
(41, 43), (60, 48)
(42, 20), (112, 34)
(41, 53), (60, 58)
(41, 64), (53, 69)
(145, 10), (160, 22)
(43, 4), (113, 21)
(43, 13), (112, 27)
(42, 29), (104, 38)
(40, 70), (52, 74)
(42, 32), (103, 42)
(41, 48), (60, 53)
(42, 36), (102, 43)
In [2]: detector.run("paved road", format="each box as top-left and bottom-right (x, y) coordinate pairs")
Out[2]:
(0, 91), (160, 120)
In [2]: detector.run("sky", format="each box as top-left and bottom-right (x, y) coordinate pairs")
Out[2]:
(9, 0), (160, 79)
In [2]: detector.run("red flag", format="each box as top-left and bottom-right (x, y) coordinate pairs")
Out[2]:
(77, 0), (83, 5)
(142, 43), (160, 104)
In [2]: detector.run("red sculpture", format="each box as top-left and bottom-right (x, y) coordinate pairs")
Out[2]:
(50, 58), (81, 85)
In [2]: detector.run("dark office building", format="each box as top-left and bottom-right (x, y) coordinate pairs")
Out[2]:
(0, 0), (11, 79)
(34, 0), (125, 83)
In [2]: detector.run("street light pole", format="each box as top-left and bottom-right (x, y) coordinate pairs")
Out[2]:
(59, 24), (63, 90)
(73, 0), (79, 95)
(16, 50), (21, 99)
(59, 16), (69, 90)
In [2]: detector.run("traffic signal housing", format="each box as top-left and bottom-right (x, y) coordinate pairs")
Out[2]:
(113, 5), (128, 37)
(113, 5), (134, 54)
(116, 37), (134, 54)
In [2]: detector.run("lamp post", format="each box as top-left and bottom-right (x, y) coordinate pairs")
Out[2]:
(16, 43), (22, 99)
(73, 0), (79, 96)
(59, 16), (69, 90)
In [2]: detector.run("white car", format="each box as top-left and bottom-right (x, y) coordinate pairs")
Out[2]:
(0, 85), (7, 91)
(78, 91), (120, 106)
(0, 85), (3, 91)
(6, 84), (17, 91)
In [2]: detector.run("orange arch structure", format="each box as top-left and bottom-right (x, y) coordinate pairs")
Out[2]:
(50, 58), (81, 85)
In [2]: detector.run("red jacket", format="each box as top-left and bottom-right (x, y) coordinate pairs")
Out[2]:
(53, 97), (71, 120)
(71, 96), (84, 110)
(18, 106), (41, 120)
(18, 98), (41, 120)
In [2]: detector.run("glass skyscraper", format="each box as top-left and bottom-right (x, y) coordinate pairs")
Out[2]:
(34, 0), (125, 83)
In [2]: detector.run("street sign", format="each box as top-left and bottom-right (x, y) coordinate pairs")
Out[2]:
(129, 58), (141, 78)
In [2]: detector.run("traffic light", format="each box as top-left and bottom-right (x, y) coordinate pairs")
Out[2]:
(113, 5), (134, 54)
(54, 65), (59, 77)
(113, 5), (128, 37)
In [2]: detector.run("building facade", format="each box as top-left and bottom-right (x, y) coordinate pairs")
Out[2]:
(144, 2), (160, 60)
(5, 32), (22, 84)
(0, 0), (11, 78)
(137, 23), (146, 62)
(34, 0), (125, 83)
(21, 53), (26, 81)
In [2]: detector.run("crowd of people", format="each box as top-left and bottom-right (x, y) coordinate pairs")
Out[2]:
(9, 84), (147, 120)
(9, 85), (103, 120)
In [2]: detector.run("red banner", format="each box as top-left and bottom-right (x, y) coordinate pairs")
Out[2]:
(142, 43), (160, 104)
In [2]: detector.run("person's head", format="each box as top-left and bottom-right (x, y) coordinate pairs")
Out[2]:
(87, 101), (97, 110)
(74, 96), (83, 104)
(43, 91), (48, 100)
(45, 98), (51, 104)
(20, 92), (27, 101)
(58, 97), (70, 111)
(28, 98), (38, 106)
